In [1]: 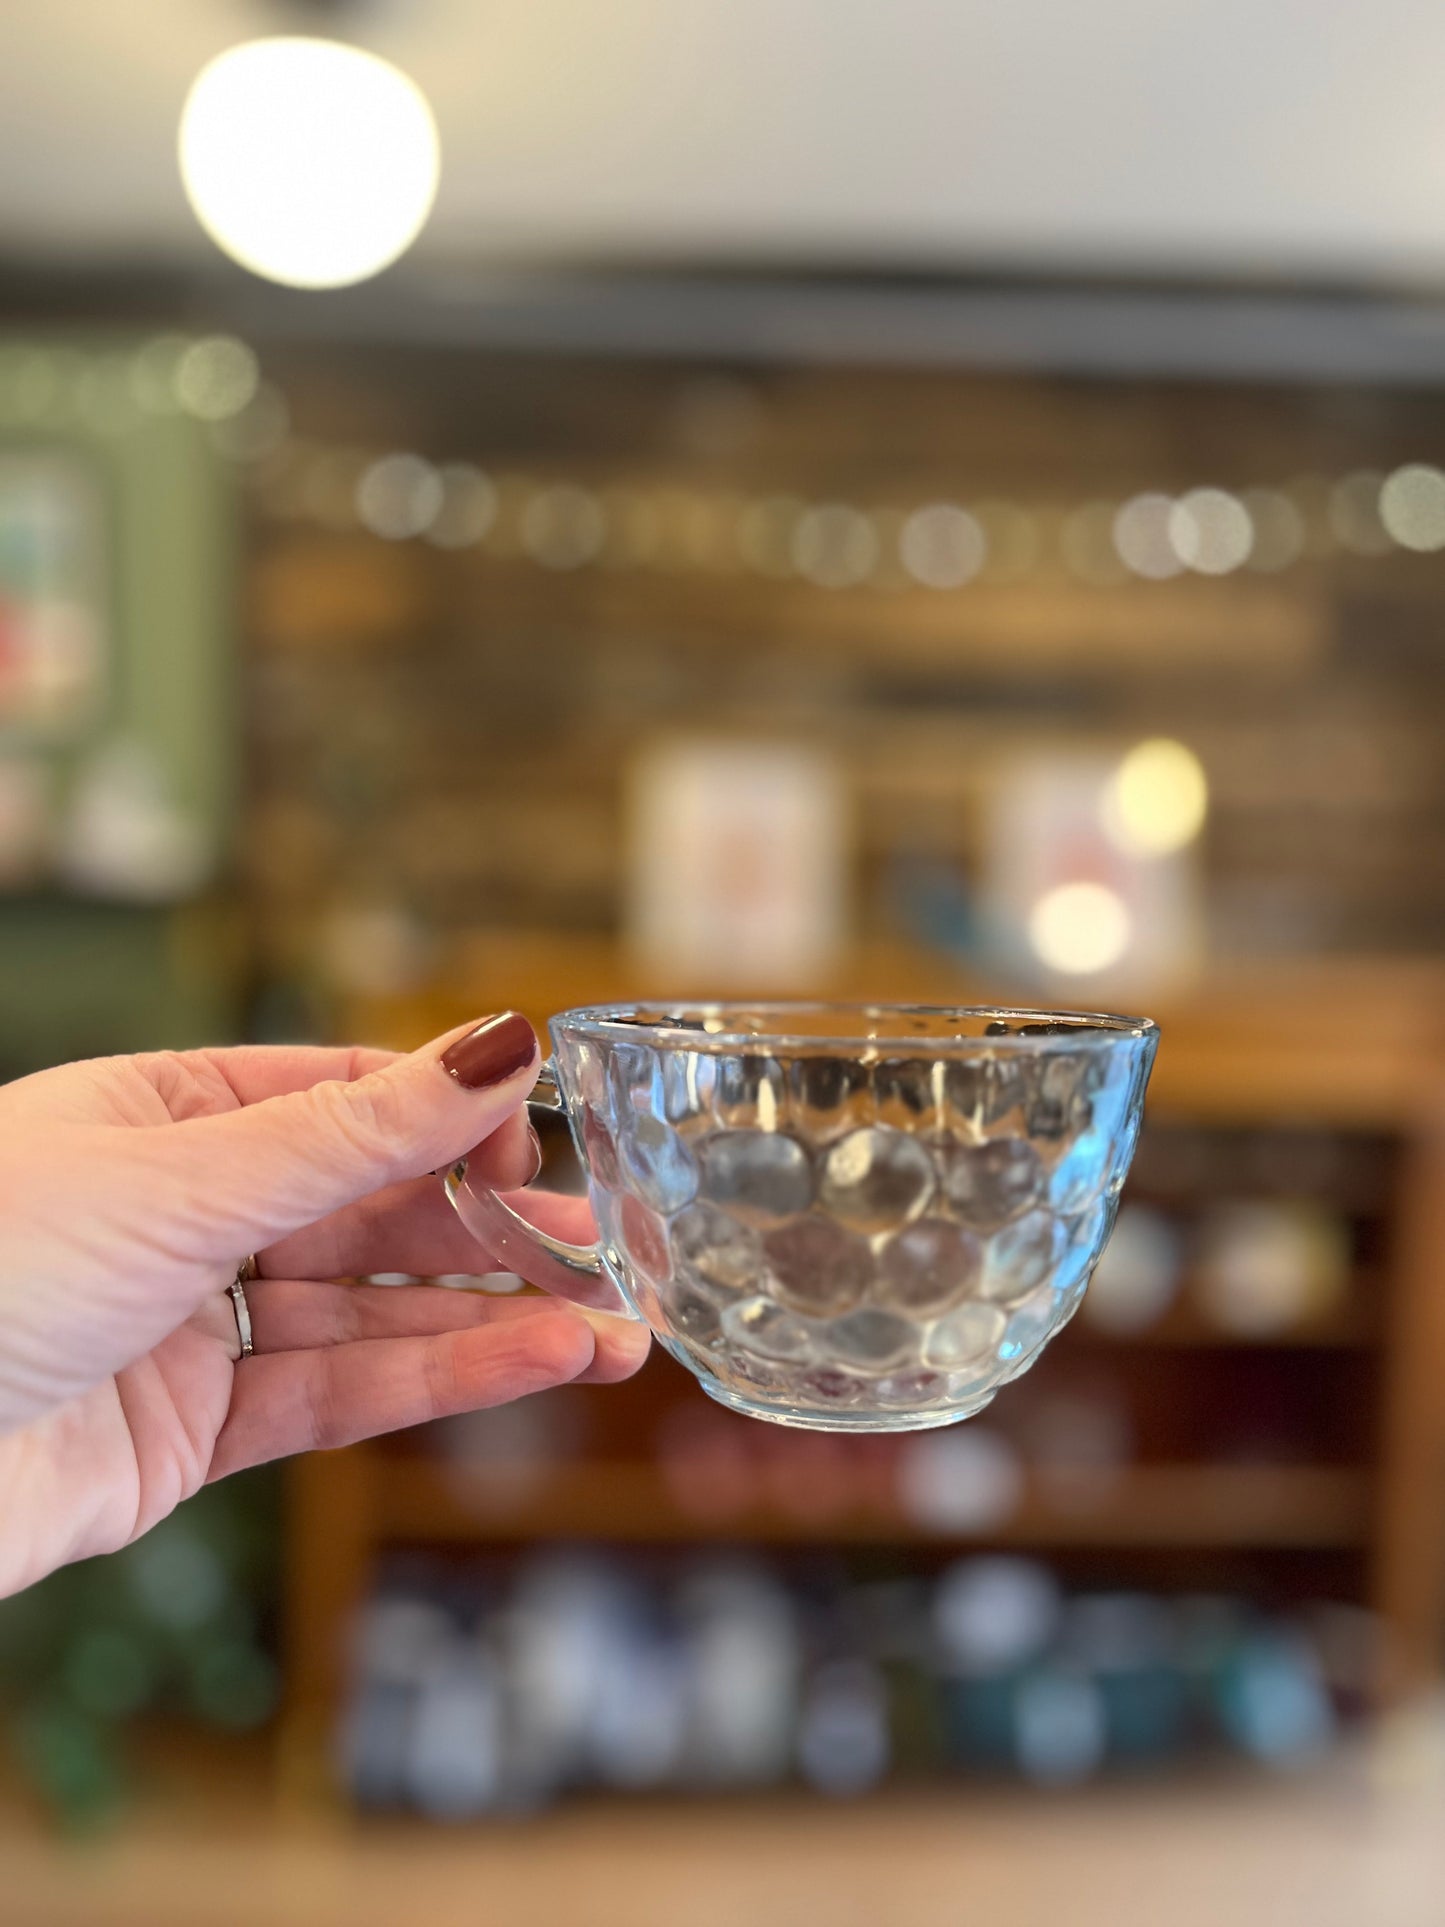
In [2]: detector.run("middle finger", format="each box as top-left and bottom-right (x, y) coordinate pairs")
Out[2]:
(243, 1278), (651, 1383)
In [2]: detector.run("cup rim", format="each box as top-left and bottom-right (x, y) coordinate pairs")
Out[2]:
(550, 1000), (1158, 1055)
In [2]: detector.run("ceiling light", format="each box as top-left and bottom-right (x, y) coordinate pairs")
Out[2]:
(179, 37), (440, 290)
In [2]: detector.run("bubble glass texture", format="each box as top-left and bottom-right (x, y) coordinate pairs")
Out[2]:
(450, 1004), (1157, 1430)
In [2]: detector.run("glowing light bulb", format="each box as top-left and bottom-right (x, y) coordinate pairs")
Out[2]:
(1240, 489), (1306, 573)
(356, 453), (444, 540)
(899, 503), (987, 588)
(1378, 465), (1445, 552)
(1113, 494), (1181, 579)
(174, 336), (259, 421)
(1103, 739), (1208, 858)
(793, 504), (879, 587)
(1169, 489), (1253, 574)
(1028, 883), (1133, 976)
(179, 38), (440, 290)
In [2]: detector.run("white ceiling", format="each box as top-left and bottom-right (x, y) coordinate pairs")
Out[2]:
(4, 0), (1445, 279)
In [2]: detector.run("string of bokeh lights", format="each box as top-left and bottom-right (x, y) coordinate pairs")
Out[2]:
(0, 334), (1280, 979)
(6, 334), (1445, 589)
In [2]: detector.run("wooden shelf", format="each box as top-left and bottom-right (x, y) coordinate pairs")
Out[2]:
(368, 1457), (1368, 1551)
(1062, 1309), (1374, 1351)
(11, 1770), (1433, 1926)
(281, 951), (1445, 1788)
(342, 947), (1445, 1131)
(389, 1279), (1375, 1352)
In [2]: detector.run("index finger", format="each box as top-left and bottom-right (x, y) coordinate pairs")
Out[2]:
(168, 1043), (404, 1107)
(182, 1019), (510, 1108)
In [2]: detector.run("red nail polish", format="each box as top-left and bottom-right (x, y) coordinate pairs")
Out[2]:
(440, 1012), (537, 1091)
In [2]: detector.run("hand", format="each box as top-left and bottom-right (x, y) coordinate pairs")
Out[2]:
(0, 1016), (649, 1595)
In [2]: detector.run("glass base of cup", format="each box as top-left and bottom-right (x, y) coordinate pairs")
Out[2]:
(695, 1371), (995, 1432)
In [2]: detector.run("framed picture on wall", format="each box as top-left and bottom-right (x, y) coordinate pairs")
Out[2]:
(0, 451), (110, 741)
(626, 736), (849, 988)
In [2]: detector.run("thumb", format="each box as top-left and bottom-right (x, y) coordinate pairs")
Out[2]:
(161, 1013), (540, 1260)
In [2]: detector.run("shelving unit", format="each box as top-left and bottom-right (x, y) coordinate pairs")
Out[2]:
(365, 1456), (1370, 1551)
(280, 951), (1445, 1805)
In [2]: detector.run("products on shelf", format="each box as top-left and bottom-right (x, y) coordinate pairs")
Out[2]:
(1022, 1386), (1135, 1512)
(1077, 1124), (1371, 1342)
(339, 1551), (1368, 1817)
(933, 1557), (1061, 1675)
(895, 1428), (1025, 1532)
(796, 1660), (892, 1796)
(1083, 1204), (1185, 1335)
(1010, 1666), (1108, 1786)
(1064, 1593), (1186, 1766)
(1212, 1629), (1334, 1764)
(0, 1487), (279, 1828)
(1193, 1201), (1352, 1337)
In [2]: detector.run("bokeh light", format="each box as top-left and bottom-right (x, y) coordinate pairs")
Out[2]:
(175, 336), (259, 422)
(179, 38), (440, 289)
(1168, 488), (1253, 574)
(1027, 881), (1133, 975)
(521, 485), (607, 571)
(792, 503), (879, 587)
(1378, 464), (1445, 552)
(1102, 737), (1209, 858)
(1241, 488), (1306, 572)
(356, 453), (444, 540)
(426, 464), (499, 549)
(899, 502), (987, 588)
(1112, 494), (1182, 579)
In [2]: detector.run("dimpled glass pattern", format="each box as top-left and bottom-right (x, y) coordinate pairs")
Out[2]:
(553, 1004), (1157, 1431)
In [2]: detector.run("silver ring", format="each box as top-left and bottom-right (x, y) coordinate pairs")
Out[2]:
(228, 1259), (256, 1359)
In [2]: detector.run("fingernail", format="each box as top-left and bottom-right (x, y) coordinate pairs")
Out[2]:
(440, 1012), (537, 1091)
(526, 1124), (544, 1184)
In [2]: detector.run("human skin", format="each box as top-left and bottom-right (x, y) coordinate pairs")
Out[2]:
(0, 1015), (649, 1596)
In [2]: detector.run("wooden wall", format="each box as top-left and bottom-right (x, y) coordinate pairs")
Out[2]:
(241, 347), (1445, 1000)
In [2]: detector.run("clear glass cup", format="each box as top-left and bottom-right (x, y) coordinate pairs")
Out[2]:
(444, 1003), (1159, 1432)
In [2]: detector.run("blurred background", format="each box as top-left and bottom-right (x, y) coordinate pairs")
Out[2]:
(5, 3), (1445, 1921)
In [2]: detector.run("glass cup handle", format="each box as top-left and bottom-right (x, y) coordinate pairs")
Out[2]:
(440, 1062), (637, 1317)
